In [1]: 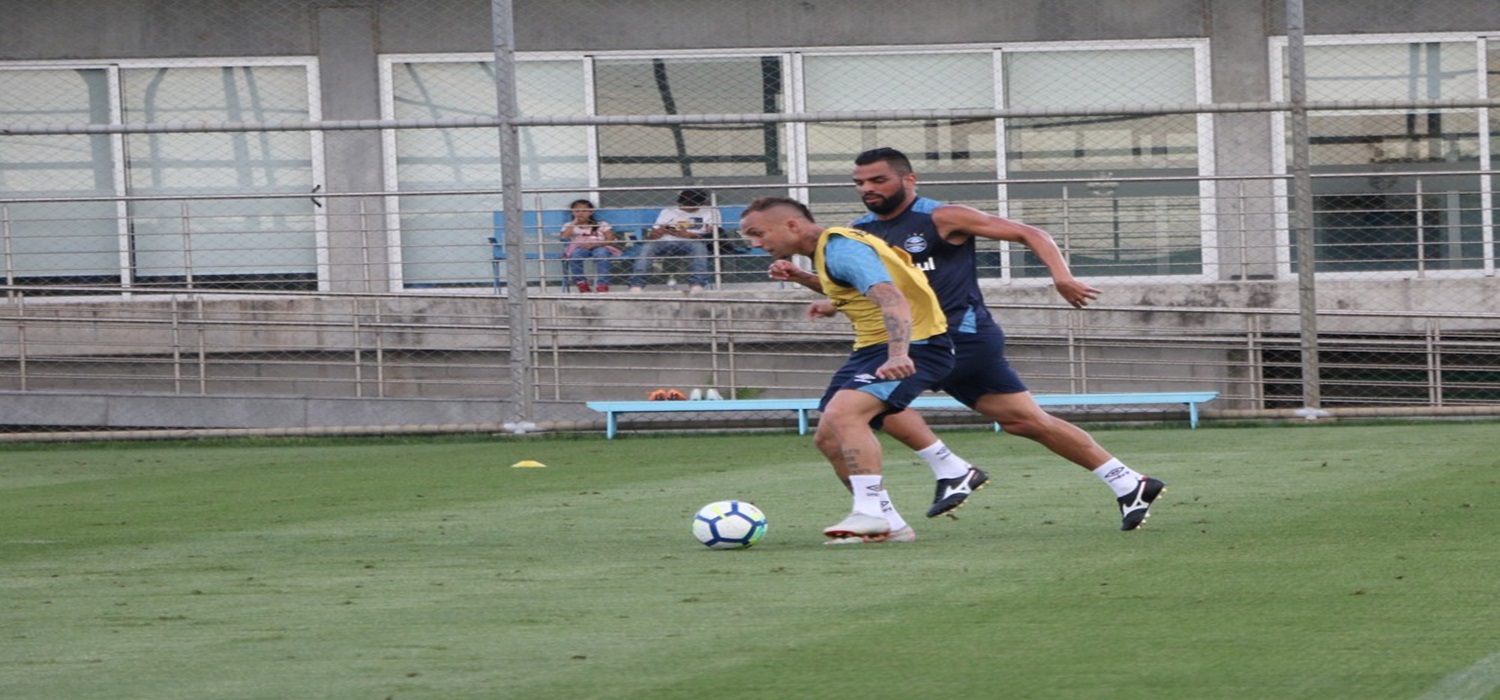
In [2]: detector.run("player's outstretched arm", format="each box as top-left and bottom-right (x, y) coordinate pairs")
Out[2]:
(933, 204), (1101, 309)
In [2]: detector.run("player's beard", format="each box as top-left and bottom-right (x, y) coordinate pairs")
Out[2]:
(862, 187), (908, 217)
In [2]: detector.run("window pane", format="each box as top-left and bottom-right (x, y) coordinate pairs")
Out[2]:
(1008, 49), (1197, 107)
(1311, 185), (1484, 272)
(1007, 182), (1205, 277)
(121, 65), (318, 289)
(804, 53), (995, 112)
(594, 56), (786, 208)
(0, 68), (119, 283)
(1006, 48), (1199, 174)
(802, 52), (997, 223)
(1492, 41), (1500, 152)
(389, 59), (589, 287)
(1300, 42), (1481, 169)
(1291, 42), (1483, 273)
(1490, 40), (1499, 257)
(1305, 42), (1478, 102)
(391, 60), (588, 191)
(1005, 49), (1202, 278)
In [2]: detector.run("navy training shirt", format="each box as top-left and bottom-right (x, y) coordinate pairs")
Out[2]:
(852, 197), (996, 334)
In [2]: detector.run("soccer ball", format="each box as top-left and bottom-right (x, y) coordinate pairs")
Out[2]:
(692, 500), (767, 550)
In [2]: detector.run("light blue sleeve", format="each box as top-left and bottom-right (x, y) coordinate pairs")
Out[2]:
(824, 235), (892, 293)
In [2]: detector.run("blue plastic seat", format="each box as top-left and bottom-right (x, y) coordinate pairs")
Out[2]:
(490, 210), (571, 292)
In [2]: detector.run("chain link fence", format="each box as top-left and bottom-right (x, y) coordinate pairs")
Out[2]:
(1, 0), (1497, 437)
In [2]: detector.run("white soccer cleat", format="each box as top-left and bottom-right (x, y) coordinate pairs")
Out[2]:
(822, 512), (891, 540)
(823, 524), (916, 545)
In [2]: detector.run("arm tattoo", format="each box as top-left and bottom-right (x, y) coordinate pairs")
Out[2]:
(883, 312), (911, 345)
(867, 283), (912, 350)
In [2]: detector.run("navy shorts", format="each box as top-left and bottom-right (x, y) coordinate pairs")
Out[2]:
(819, 337), (956, 424)
(937, 325), (1028, 408)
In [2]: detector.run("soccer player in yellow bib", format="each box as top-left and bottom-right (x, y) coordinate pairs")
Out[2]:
(739, 196), (954, 544)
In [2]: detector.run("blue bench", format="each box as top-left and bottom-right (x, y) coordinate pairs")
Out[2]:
(585, 391), (1219, 439)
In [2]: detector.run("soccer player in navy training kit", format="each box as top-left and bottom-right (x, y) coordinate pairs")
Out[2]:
(770, 147), (1165, 531)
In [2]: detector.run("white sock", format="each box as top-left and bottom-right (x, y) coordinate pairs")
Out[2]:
(1092, 458), (1144, 497)
(878, 490), (908, 532)
(849, 475), (885, 517)
(915, 440), (972, 481)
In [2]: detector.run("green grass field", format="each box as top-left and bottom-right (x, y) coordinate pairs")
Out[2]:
(2, 422), (1497, 699)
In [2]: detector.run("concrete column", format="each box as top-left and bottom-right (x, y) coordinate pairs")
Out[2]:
(1209, 0), (1280, 281)
(316, 7), (391, 293)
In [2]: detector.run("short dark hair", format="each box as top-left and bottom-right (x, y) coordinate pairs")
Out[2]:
(854, 147), (913, 176)
(677, 188), (709, 206)
(743, 196), (815, 223)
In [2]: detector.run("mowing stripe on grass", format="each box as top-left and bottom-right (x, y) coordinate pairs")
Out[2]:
(1416, 651), (1500, 700)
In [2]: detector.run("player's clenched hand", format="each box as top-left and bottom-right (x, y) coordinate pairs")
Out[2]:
(874, 355), (915, 380)
(805, 300), (837, 319)
(1055, 277), (1101, 309)
(766, 260), (800, 280)
(769, 259), (823, 292)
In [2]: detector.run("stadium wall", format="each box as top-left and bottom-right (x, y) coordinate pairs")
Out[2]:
(2, 1), (1498, 432)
